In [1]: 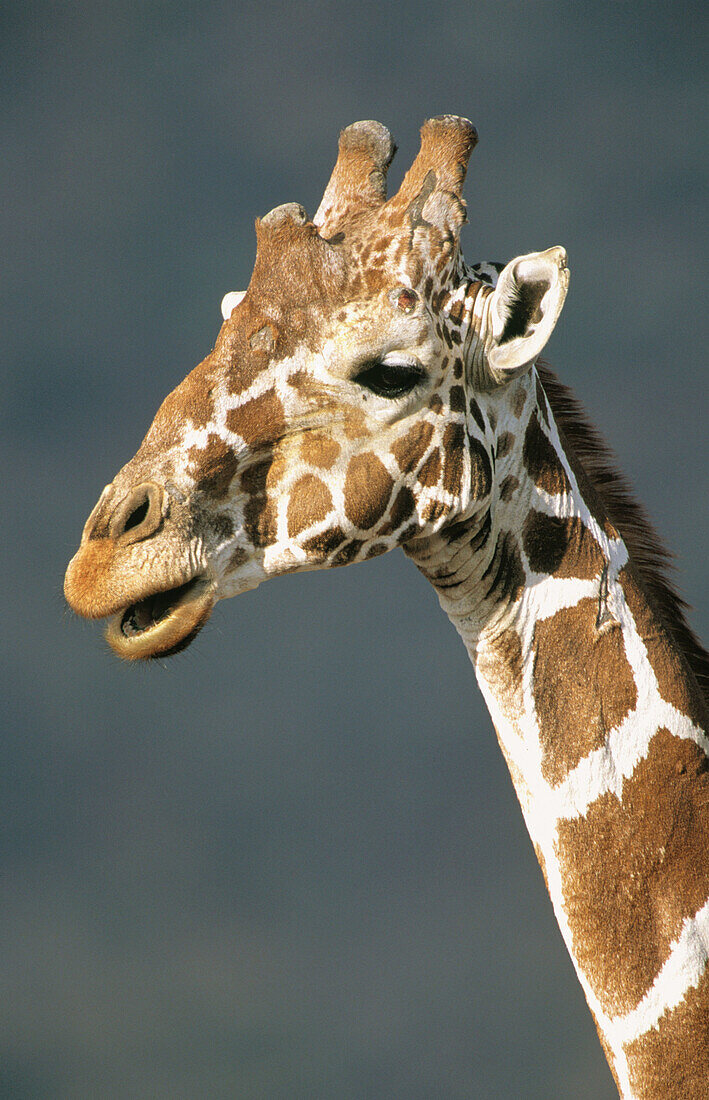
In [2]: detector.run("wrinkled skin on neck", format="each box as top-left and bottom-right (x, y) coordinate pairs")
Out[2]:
(64, 117), (568, 658)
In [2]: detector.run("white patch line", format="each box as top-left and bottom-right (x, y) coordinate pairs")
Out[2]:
(181, 424), (214, 453)
(520, 573), (598, 623)
(550, 703), (709, 823)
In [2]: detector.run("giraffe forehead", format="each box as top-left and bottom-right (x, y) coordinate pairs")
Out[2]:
(321, 296), (434, 367)
(247, 202), (453, 323)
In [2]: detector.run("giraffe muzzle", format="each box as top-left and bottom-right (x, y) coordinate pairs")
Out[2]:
(65, 477), (216, 658)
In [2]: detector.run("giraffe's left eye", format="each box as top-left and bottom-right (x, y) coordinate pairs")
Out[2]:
(353, 359), (425, 399)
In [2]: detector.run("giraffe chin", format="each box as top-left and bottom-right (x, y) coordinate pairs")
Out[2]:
(104, 576), (215, 660)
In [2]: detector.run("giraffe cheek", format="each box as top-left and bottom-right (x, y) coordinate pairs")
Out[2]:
(343, 453), (394, 530)
(187, 434), (239, 500)
(226, 390), (286, 448)
(286, 475), (333, 538)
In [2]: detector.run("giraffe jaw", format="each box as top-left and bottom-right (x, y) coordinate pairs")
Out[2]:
(103, 575), (215, 660)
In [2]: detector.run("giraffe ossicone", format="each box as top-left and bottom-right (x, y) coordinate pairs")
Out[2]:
(65, 117), (709, 1098)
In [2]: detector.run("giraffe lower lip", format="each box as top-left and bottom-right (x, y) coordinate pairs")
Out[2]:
(105, 575), (214, 660)
(120, 579), (199, 636)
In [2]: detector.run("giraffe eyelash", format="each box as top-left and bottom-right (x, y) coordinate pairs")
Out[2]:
(352, 358), (426, 399)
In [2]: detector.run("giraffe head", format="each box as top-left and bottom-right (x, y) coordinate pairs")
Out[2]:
(65, 116), (569, 658)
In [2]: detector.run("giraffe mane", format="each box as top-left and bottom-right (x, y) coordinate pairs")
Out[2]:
(537, 360), (709, 705)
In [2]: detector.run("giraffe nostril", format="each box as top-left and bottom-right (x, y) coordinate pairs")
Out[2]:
(109, 482), (164, 544)
(123, 498), (150, 533)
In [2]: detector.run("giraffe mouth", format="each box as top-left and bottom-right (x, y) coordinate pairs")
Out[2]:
(104, 575), (215, 660)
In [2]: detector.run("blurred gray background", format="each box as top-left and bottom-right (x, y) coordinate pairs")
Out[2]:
(2, 2), (707, 1097)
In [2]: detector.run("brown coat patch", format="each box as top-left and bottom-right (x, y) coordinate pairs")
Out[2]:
(240, 453), (285, 496)
(624, 966), (709, 1099)
(226, 390), (286, 447)
(332, 538), (364, 565)
(469, 400), (486, 433)
(442, 423), (466, 496)
(287, 475), (333, 537)
(523, 512), (605, 579)
(188, 434), (239, 500)
(469, 437), (492, 500)
(533, 598), (637, 786)
(152, 356), (218, 434)
(243, 494), (277, 548)
(286, 369), (319, 400)
(344, 453), (393, 530)
(556, 727), (709, 1015)
(239, 454), (279, 548)
(397, 522), (419, 544)
(449, 384), (466, 412)
(205, 511), (234, 541)
(417, 447), (441, 488)
(301, 525), (346, 558)
(441, 512), (484, 546)
(391, 421), (434, 471)
(300, 432), (341, 469)
(420, 498), (447, 525)
(523, 410), (571, 495)
(343, 409), (368, 440)
(510, 384), (527, 418)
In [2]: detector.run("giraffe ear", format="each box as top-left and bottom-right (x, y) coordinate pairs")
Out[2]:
(221, 290), (246, 320)
(486, 247), (569, 383)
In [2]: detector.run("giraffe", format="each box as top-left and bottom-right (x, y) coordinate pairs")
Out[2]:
(64, 116), (709, 1097)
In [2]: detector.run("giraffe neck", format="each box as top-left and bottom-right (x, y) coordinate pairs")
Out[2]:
(405, 370), (709, 1099)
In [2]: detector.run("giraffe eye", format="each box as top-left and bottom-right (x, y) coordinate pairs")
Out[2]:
(353, 359), (425, 399)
